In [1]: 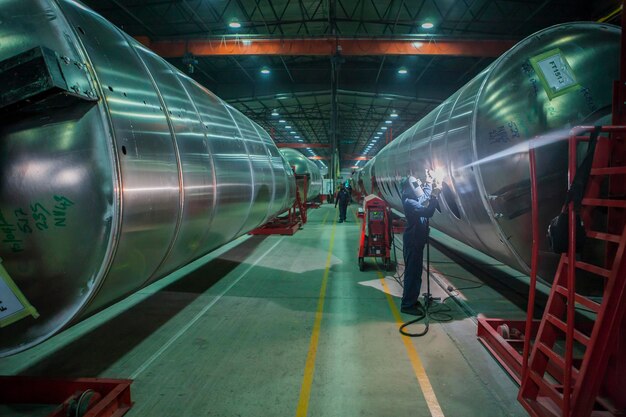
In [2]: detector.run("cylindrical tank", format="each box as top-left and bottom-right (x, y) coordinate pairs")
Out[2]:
(364, 22), (619, 278)
(0, 0), (296, 356)
(278, 148), (323, 201)
(361, 156), (377, 196)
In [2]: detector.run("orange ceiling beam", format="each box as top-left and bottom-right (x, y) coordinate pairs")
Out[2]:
(308, 156), (330, 160)
(343, 155), (373, 160)
(139, 37), (516, 58)
(277, 143), (331, 148)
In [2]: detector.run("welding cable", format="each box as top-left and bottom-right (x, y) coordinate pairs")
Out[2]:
(399, 298), (454, 337)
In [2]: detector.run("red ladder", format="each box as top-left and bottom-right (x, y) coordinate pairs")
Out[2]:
(519, 126), (626, 417)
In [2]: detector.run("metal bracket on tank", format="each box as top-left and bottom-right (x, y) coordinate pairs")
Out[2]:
(0, 46), (98, 116)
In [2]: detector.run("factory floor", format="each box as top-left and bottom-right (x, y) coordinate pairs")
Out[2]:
(1, 203), (532, 417)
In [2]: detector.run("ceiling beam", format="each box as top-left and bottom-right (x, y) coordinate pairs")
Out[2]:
(138, 37), (515, 58)
(277, 143), (330, 148)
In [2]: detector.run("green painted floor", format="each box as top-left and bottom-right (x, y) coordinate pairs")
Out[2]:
(1, 204), (530, 417)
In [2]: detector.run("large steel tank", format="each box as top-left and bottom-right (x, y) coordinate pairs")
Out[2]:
(278, 148), (323, 201)
(364, 22), (619, 278)
(0, 0), (296, 356)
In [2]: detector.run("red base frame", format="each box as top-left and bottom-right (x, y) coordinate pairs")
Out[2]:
(0, 376), (132, 417)
(249, 217), (301, 235)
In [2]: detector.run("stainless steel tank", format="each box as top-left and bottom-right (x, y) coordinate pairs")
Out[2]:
(278, 148), (323, 201)
(363, 22), (619, 278)
(0, 0), (296, 356)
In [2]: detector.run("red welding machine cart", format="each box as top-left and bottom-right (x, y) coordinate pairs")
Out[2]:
(358, 195), (392, 271)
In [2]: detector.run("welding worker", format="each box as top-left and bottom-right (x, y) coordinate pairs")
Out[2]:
(335, 183), (351, 223)
(400, 170), (440, 315)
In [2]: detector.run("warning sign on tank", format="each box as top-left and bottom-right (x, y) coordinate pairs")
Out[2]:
(530, 48), (580, 100)
(0, 259), (39, 327)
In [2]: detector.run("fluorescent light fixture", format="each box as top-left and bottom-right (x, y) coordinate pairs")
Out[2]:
(229, 21), (242, 28)
(285, 125), (292, 129)
(385, 120), (392, 124)
(398, 67), (408, 74)
(271, 110), (279, 116)
(290, 131), (296, 134)
(390, 112), (398, 117)
(294, 135), (300, 139)
(381, 127), (387, 130)
(279, 119), (286, 123)
(297, 139), (303, 142)
(421, 22), (434, 29)
(377, 132), (382, 135)
(260, 67), (270, 74)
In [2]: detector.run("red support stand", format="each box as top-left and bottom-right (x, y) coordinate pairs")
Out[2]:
(0, 376), (133, 417)
(478, 125), (626, 417)
(250, 173), (308, 236)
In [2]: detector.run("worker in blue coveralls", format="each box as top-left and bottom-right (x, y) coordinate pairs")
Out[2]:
(335, 183), (351, 223)
(400, 170), (440, 316)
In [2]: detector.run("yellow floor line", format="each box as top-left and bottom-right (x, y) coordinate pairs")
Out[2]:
(295, 216), (338, 417)
(377, 271), (445, 417)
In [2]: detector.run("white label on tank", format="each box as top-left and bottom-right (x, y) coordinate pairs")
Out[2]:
(0, 277), (26, 320)
(536, 52), (576, 94)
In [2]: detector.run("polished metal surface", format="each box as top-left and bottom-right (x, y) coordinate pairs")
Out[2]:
(278, 148), (323, 201)
(0, 0), (295, 356)
(362, 23), (619, 278)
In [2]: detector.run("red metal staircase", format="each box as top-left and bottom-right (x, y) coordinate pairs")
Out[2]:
(518, 126), (626, 417)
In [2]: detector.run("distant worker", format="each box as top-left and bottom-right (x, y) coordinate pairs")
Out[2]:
(335, 184), (351, 223)
(400, 170), (440, 315)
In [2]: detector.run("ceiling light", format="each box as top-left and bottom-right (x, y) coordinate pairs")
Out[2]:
(279, 119), (286, 123)
(294, 135), (300, 139)
(271, 110), (279, 116)
(290, 131), (296, 134)
(285, 125), (292, 129)
(412, 42), (424, 48)
(390, 111), (398, 117)
(276, 95), (289, 100)
(421, 22), (434, 29)
(377, 132), (382, 135)
(398, 67), (408, 74)
(260, 67), (270, 74)
(229, 21), (242, 29)
(381, 127), (387, 130)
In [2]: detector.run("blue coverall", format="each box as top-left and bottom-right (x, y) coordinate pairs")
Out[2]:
(335, 188), (351, 221)
(401, 184), (438, 310)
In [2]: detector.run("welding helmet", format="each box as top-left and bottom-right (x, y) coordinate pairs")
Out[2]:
(401, 175), (424, 200)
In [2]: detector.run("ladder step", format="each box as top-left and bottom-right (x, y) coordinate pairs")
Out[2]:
(586, 230), (622, 243)
(564, 258), (612, 278)
(590, 167), (626, 176)
(555, 285), (602, 313)
(582, 198), (626, 208)
(528, 370), (564, 408)
(545, 314), (590, 346)
(537, 342), (579, 379)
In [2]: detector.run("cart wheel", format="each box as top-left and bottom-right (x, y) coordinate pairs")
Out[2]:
(358, 257), (365, 271)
